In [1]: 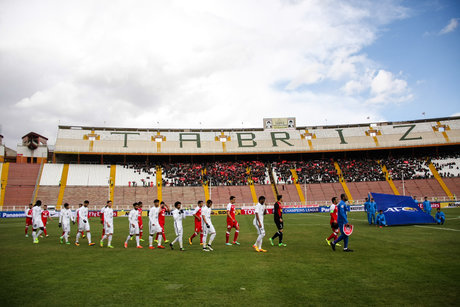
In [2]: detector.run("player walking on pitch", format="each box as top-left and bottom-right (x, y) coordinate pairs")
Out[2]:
(170, 201), (186, 251)
(253, 196), (267, 252)
(325, 197), (340, 246)
(25, 203), (33, 237)
(59, 203), (75, 245)
(225, 196), (240, 246)
(331, 194), (353, 252)
(100, 202), (108, 239)
(100, 200), (114, 248)
(270, 195), (286, 247)
(189, 200), (203, 245)
(125, 203), (142, 248)
(155, 201), (169, 246)
(137, 201), (144, 241)
(31, 200), (45, 244)
(41, 204), (52, 237)
(75, 200), (95, 246)
(202, 199), (216, 251)
(148, 200), (162, 249)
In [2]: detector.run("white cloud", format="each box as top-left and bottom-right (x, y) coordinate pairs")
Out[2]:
(439, 18), (459, 35)
(0, 0), (411, 146)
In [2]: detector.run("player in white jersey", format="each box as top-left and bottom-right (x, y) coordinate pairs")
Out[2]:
(202, 199), (216, 252)
(100, 200), (114, 248)
(31, 200), (44, 244)
(75, 203), (85, 238)
(125, 203), (142, 248)
(170, 201), (186, 251)
(75, 200), (95, 246)
(59, 203), (75, 244)
(253, 196), (267, 253)
(100, 203), (108, 239)
(148, 201), (162, 249)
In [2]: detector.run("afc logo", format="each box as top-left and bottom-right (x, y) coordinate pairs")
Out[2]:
(385, 207), (418, 213)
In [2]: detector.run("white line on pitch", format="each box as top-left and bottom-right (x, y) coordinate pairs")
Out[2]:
(413, 225), (460, 232)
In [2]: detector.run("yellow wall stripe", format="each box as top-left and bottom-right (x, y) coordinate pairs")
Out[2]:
(56, 164), (69, 210)
(156, 166), (162, 203)
(290, 169), (306, 204)
(428, 162), (454, 200)
(109, 165), (116, 202)
(380, 163), (400, 195)
(333, 162), (353, 202)
(0, 162), (10, 209)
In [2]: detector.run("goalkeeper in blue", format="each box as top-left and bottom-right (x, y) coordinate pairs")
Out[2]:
(435, 208), (445, 225)
(376, 210), (387, 227)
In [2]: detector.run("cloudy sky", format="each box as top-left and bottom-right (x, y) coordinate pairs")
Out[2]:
(0, 0), (459, 147)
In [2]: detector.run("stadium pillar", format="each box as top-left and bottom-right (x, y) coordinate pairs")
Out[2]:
(0, 162), (10, 209)
(56, 164), (69, 210)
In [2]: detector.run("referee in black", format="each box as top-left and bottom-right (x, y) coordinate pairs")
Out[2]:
(269, 195), (286, 247)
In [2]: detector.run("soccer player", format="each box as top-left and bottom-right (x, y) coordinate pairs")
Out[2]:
(170, 201), (186, 251)
(138, 201), (144, 242)
(202, 199), (216, 251)
(100, 202), (108, 239)
(189, 200), (203, 245)
(225, 196), (240, 246)
(76, 203), (85, 238)
(59, 203), (75, 245)
(41, 204), (52, 237)
(325, 196), (340, 246)
(75, 200), (95, 246)
(331, 194), (353, 252)
(100, 200), (114, 248)
(253, 196), (267, 253)
(125, 203), (142, 248)
(376, 210), (387, 227)
(435, 208), (445, 225)
(31, 200), (45, 244)
(148, 200), (162, 249)
(270, 195), (286, 247)
(25, 203), (33, 237)
(155, 201), (169, 245)
(423, 196), (432, 216)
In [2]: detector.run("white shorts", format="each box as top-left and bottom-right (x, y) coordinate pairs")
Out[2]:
(33, 219), (44, 229)
(104, 221), (113, 234)
(149, 223), (162, 235)
(202, 222), (215, 234)
(129, 223), (140, 235)
(78, 221), (90, 232)
(62, 223), (70, 233)
(253, 221), (265, 236)
(174, 224), (183, 236)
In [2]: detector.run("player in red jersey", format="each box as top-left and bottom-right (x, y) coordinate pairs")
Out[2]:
(137, 201), (144, 242)
(225, 196), (240, 245)
(25, 203), (33, 237)
(189, 200), (203, 245)
(41, 204), (52, 237)
(326, 197), (340, 246)
(155, 200), (169, 245)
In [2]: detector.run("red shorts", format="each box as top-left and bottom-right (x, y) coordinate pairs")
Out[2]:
(138, 220), (143, 229)
(194, 223), (202, 233)
(42, 219), (47, 226)
(227, 219), (239, 229)
(159, 223), (165, 232)
(26, 218), (32, 226)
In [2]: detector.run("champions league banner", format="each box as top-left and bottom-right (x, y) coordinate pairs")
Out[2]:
(371, 192), (436, 226)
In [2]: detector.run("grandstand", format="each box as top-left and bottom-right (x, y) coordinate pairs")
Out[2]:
(0, 117), (459, 211)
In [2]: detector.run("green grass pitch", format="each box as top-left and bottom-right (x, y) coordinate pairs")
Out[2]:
(1, 209), (459, 306)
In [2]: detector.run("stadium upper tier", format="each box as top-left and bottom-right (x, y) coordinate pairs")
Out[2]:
(54, 117), (460, 155)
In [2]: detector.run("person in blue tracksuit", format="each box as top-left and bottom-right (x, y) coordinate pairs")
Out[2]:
(364, 197), (372, 225)
(368, 198), (377, 225)
(376, 210), (387, 227)
(423, 196), (432, 216)
(331, 193), (353, 252)
(413, 196), (418, 206)
(435, 208), (445, 225)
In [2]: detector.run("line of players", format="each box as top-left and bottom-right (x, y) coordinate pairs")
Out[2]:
(26, 195), (287, 252)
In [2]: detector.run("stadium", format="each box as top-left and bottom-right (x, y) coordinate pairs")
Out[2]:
(0, 116), (459, 305)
